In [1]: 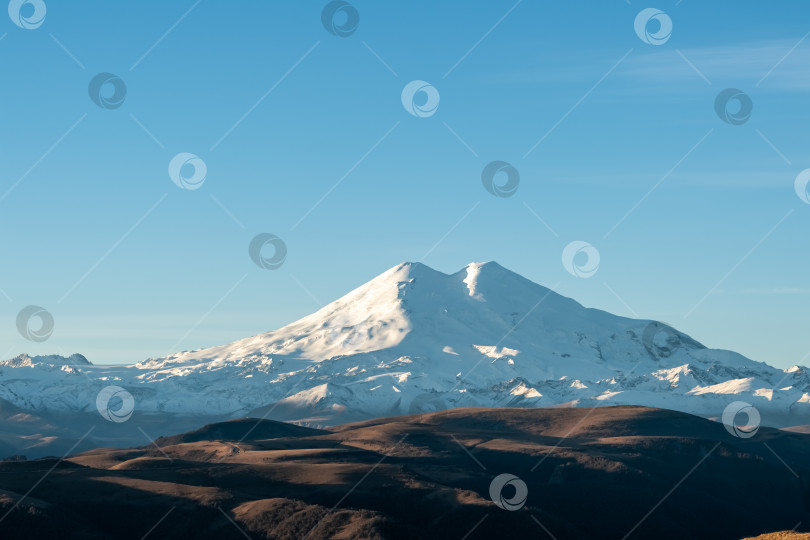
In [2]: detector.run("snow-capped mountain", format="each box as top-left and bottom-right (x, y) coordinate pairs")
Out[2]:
(2, 261), (809, 452)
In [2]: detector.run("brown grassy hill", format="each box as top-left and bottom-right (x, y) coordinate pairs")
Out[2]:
(1, 405), (809, 539)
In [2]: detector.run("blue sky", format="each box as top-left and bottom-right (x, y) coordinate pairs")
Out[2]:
(1, 0), (809, 368)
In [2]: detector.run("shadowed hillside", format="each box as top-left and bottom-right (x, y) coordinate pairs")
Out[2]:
(1, 406), (809, 539)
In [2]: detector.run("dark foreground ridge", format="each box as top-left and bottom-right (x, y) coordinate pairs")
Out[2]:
(1, 406), (809, 539)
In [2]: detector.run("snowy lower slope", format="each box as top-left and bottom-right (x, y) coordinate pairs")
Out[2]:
(2, 262), (810, 438)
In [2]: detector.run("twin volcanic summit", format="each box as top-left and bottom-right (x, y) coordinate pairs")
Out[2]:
(1, 261), (808, 456)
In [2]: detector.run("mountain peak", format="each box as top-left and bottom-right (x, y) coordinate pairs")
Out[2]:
(0, 353), (92, 368)
(381, 261), (535, 300)
(459, 261), (524, 300)
(381, 261), (445, 282)
(4, 262), (805, 435)
(464, 260), (506, 271)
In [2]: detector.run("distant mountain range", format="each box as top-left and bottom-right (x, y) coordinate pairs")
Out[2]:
(2, 261), (809, 456)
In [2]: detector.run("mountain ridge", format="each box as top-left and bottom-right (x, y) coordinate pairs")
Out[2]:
(1, 261), (808, 456)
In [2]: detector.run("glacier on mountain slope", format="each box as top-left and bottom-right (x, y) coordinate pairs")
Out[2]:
(2, 261), (809, 431)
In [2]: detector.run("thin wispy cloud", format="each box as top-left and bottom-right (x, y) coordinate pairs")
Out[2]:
(624, 39), (810, 91)
(491, 38), (810, 92)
